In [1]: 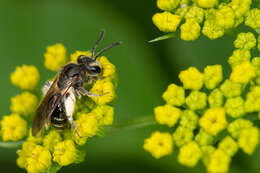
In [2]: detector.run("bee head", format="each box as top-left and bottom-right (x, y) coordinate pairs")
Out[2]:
(77, 55), (102, 76)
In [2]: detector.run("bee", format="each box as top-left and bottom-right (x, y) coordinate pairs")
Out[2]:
(32, 30), (121, 137)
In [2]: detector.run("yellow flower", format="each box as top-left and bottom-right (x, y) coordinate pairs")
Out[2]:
(245, 8), (260, 29)
(258, 35), (260, 51)
(70, 50), (91, 62)
(218, 136), (238, 156)
(238, 127), (259, 155)
(157, 0), (180, 11)
(195, 129), (214, 146)
(186, 91), (207, 110)
(10, 92), (38, 116)
(0, 113), (27, 141)
(225, 97), (245, 118)
(154, 104), (181, 127)
(10, 65), (40, 90)
(177, 141), (201, 167)
(162, 83), (185, 106)
(204, 64), (223, 90)
(185, 6), (204, 23)
(25, 145), (52, 173)
(216, 5), (235, 29)
(220, 79), (242, 98)
(53, 139), (77, 166)
(193, 0), (218, 8)
(207, 149), (231, 173)
(17, 141), (37, 169)
(143, 131), (173, 159)
(228, 49), (251, 67)
(245, 86), (260, 112)
(152, 12), (182, 32)
(43, 130), (62, 152)
(179, 67), (204, 90)
(173, 126), (194, 147)
(252, 57), (260, 77)
(202, 19), (224, 40)
(229, 0), (252, 18)
(199, 108), (227, 136)
(234, 32), (256, 50)
(179, 110), (198, 130)
(227, 118), (253, 138)
(92, 105), (114, 126)
(208, 89), (224, 108)
(201, 145), (215, 166)
(180, 19), (201, 41)
(90, 79), (115, 105)
(98, 56), (116, 79)
(44, 43), (67, 71)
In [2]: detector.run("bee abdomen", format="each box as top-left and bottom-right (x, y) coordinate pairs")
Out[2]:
(51, 105), (67, 130)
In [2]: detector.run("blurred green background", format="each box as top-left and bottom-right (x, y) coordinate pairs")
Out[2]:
(1, 0), (260, 172)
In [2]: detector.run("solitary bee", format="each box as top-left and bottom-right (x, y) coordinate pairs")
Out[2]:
(32, 30), (121, 137)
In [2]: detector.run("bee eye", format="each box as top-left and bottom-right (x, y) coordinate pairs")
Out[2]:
(91, 66), (101, 73)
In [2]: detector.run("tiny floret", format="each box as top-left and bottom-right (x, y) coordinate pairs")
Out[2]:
(152, 12), (182, 32)
(179, 110), (198, 130)
(154, 104), (181, 127)
(92, 105), (114, 126)
(199, 108), (227, 136)
(180, 19), (201, 41)
(173, 126), (194, 147)
(44, 43), (67, 71)
(207, 149), (231, 173)
(208, 89), (224, 108)
(234, 32), (256, 50)
(10, 92), (38, 116)
(238, 127), (259, 155)
(143, 131), (173, 159)
(228, 49), (251, 67)
(224, 97), (245, 118)
(157, 0), (180, 11)
(194, 0), (218, 8)
(0, 113), (27, 141)
(53, 139), (77, 166)
(218, 136), (238, 156)
(186, 91), (207, 110)
(162, 83), (185, 106)
(98, 56), (116, 79)
(179, 67), (204, 90)
(245, 86), (260, 112)
(216, 5), (235, 29)
(195, 129), (214, 146)
(204, 64), (223, 89)
(177, 141), (201, 167)
(220, 79), (242, 98)
(202, 18), (224, 40)
(228, 118), (253, 138)
(43, 130), (62, 152)
(10, 65), (40, 90)
(185, 6), (204, 23)
(245, 8), (260, 29)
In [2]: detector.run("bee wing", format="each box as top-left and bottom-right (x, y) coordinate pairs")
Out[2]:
(32, 77), (75, 136)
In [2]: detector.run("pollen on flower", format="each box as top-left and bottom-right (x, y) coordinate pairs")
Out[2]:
(143, 131), (173, 159)
(195, 129), (214, 146)
(216, 5), (235, 29)
(0, 113), (27, 141)
(224, 97), (245, 118)
(245, 8), (260, 29)
(180, 19), (201, 41)
(179, 67), (204, 90)
(10, 92), (38, 116)
(238, 127), (259, 155)
(152, 12), (182, 32)
(208, 89), (224, 108)
(154, 104), (181, 127)
(207, 149), (231, 173)
(26, 145), (52, 173)
(227, 118), (253, 138)
(177, 141), (201, 167)
(185, 6), (204, 23)
(70, 50), (92, 62)
(194, 0), (218, 8)
(157, 0), (180, 11)
(179, 110), (198, 130)
(199, 108), (227, 136)
(43, 130), (62, 152)
(220, 79), (242, 98)
(173, 126), (194, 147)
(186, 91), (207, 110)
(90, 79), (115, 105)
(53, 139), (77, 166)
(98, 56), (116, 79)
(10, 65), (40, 90)
(218, 136), (238, 156)
(204, 64), (223, 90)
(44, 43), (68, 71)
(234, 32), (256, 50)
(162, 83), (185, 106)
(245, 86), (260, 112)
(16, 141), (37, 169)
(228, 49), (251, 67)
(92, 105), (114, 126)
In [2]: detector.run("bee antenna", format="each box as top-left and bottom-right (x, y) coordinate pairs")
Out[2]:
(94, 41), (122, 60)
(91, 29), (105, 57)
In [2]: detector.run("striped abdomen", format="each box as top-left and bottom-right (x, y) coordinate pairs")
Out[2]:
(50, 103), (67, 130)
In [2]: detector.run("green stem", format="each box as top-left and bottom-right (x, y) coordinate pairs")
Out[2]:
(0, 141), (23, 148)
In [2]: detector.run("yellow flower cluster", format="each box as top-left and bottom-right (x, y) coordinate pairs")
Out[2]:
(144, 30), (260, 173)
(1, 43), (117, 173)
(152, 0), (257, 41)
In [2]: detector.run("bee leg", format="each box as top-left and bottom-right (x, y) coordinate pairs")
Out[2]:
(74, 89), (82, 99)
(42, 80), (53, 96)
(77, 87), (105, 97)
(87, 76), (104, 84)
